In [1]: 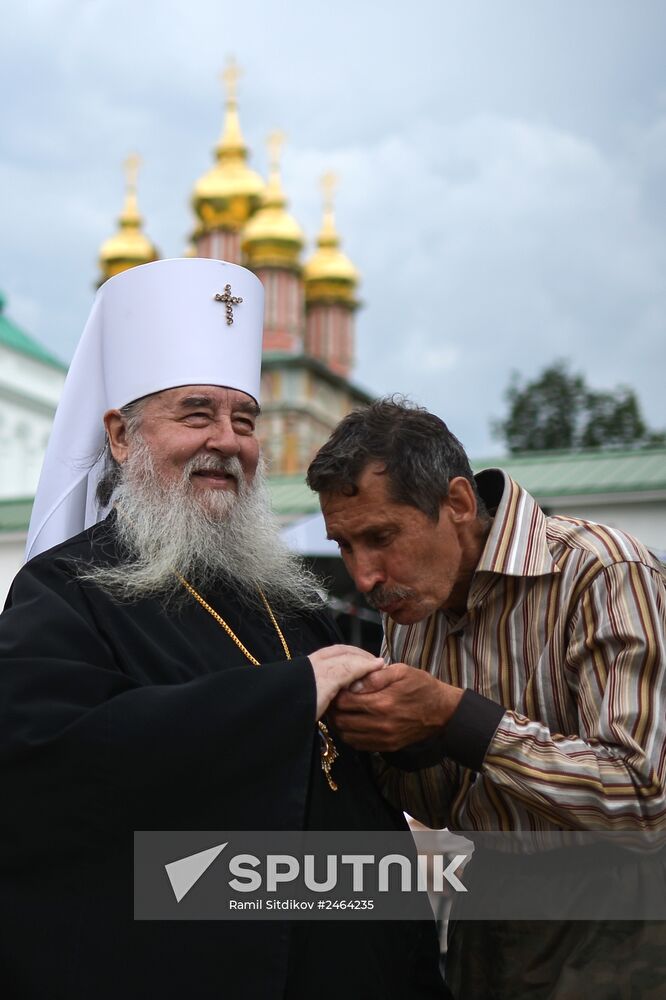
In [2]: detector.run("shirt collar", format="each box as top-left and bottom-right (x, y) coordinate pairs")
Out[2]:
(474, 469), (560, 578)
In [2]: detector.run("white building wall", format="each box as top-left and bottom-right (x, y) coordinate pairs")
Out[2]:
(0, 343), (65, 499)
(546, 498), (666, 559)
(0, 343), (64, 408)
(0, 339), (67, 601)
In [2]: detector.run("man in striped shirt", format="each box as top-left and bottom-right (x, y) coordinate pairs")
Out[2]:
(307, 397), (666, 999)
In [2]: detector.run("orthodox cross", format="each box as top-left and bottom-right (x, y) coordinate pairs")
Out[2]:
(214, 283), (243, 325)
(267, 129), (285, 174)
(124, 152), (141, 194)
(263, 130), (286, 202)
(221, 57), (241, 104)
(121, 153), (142, 223)
(319, 171), (339, 242)
(321, 170), (338, 212)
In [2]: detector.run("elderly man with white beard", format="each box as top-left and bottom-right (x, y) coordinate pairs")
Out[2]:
(0, 260), (450, 1000)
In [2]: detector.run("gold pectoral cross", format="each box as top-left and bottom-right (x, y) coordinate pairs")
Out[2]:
(318, 720), (339, 792)
(214, 284), (243, 325)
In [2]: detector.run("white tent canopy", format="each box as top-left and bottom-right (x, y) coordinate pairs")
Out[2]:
(280, 512), (338, 557)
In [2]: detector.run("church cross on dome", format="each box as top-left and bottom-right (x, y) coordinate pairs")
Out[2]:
(124, 152), (141, 192)
(267, 129), (285, 172)
(317, 170), (342, 248)
(221, 57), (241, 105)
(321, 170), (338, 210)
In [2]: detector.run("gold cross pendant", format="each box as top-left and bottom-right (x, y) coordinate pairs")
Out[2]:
(214, 284), (243, 325)
(318, 720), (339, 792)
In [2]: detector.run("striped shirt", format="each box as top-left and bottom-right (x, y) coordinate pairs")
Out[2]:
(374, 469), (666, 833)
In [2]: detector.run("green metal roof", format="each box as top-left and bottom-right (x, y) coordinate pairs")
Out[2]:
(0, 497), (34, 533)
(262, 352), (373, 403)
(2, 448), (665, 536)
(268, 476), (322, 516)
(270, 448), (666, 516)
(0, 292), (67, 372)
(473, 447), (666, 498)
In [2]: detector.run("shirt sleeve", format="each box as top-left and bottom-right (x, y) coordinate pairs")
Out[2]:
(370, 752), (461, 829)
(472, 561), (666, 831)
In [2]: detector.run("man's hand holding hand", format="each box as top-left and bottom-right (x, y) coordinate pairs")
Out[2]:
(330, 664), (464, 751)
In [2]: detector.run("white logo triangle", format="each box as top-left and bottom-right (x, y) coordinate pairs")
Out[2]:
(165, 842), (228, 903)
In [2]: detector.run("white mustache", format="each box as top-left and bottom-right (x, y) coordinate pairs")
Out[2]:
(184, 454), (244, 478)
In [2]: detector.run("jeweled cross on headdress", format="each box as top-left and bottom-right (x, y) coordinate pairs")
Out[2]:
(214, 284), (243, 325)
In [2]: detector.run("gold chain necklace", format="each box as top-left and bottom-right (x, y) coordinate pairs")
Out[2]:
(176, 574), (339, 792)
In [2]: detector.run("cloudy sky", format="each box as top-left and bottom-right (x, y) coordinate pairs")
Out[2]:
(2, 0), (665, 457)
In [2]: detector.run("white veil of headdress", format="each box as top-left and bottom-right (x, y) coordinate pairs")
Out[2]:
(26, 257), (264, 561)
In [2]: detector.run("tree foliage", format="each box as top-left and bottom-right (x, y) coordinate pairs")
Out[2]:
(493, 361), (665, 454)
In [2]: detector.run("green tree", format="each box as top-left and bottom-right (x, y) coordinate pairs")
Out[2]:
(493, 360), (665, 454)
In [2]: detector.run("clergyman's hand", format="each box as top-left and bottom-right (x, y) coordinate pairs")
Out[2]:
(330, 663), (464, 751)
(308, 645), (385, 720)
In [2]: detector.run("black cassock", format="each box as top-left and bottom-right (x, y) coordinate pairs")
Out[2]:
(0, 515), (449, 1000)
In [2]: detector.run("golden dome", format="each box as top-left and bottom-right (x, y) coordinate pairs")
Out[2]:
(304, 173), (359, 305)
(191, 60), (265, 234)
(98, 154), (159, 284)
(241, 131), (304, 271)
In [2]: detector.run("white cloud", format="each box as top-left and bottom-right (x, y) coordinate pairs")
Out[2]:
(1, 0), (665, 457)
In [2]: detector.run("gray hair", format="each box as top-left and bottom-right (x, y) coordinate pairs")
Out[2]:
(96, 396), (147, 509)
(306, 396), (487, 521)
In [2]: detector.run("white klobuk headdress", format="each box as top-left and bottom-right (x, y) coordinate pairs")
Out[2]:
(26, 257), (264, 561)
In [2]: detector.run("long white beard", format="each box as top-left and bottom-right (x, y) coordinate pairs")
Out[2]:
(81, 438), (323, 612)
